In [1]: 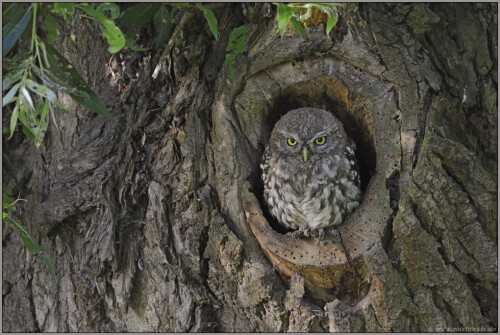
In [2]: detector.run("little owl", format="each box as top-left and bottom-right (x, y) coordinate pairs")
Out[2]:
(261, 108), (361, 240)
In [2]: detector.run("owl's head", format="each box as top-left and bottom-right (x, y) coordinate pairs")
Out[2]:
(269, 108), (347, 166)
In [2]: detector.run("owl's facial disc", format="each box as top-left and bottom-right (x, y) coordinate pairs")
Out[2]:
(280, 133), (332, 164)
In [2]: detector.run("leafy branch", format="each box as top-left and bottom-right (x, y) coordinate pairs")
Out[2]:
(2, 186), (55, 279)
(274, 2), (342, 39)
(2, 2), (125, 280)
(2, 3), (118, 149)
(2, 2), (342, 279)
(1, 1), (224, 281)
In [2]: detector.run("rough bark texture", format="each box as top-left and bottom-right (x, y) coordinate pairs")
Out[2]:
(2, 3), (497, 332)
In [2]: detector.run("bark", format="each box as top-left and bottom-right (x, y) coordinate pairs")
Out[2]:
(2, 3), (497, 332)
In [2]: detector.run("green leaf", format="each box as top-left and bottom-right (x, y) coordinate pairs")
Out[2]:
(41, 98), (50, 123)
(22, 125), (36, 140)
(43, 42), (116, 122)
(226, 25), (250, 53)
(97, 2), (120, 20)
(2, 68), (24, 92)
(303, 21), (309, 36)
(15, 223), (31, 238)
(25, 79), (57, 102)
(7, 219), (36, 248)
(290, 17), (307, 39)
(49, 104), (60, 133)
(2, 8), (32, 57)
(2, 3), (25, 23)
(225, 53), (236, 80)
(39, 41), (51, 68)
(196, 3), (218, 40)
(52, 3), (75, 20)
(2, 187), (14, 208)
(276, 3), (292, 38)
(120, 3), (161, 31)
(79, 6), (126, 53)
(4, 216), (19, 231)
(29, 62), (44, 78)
(21, 234), (38, 252)
(247, 3), (254, 18)
(8, 102), (19, 138)
(52, 3), (75, 14)
(17, 97), (28, 125)
(225, 53), (236, 63)
(326, 14), (338, 35)
(3, 10), (24, 37)
(2, 208), (56, 279)
(9, 103), (19, 139)
(100, 18), (126, 53)
(39, 73), (75, 95)
(153, 5), (173, 49)
(36, 98), (50, 146)
(173, 3), (191, 9)
(20, 86), (35, 112)
(300, 6), (313, 21)
(52, 98), (72, 110)
(41, 13), (58, 43)
(3, 82), (20, 107)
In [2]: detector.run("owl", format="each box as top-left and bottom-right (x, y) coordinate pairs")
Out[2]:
(261, 108), (361, 240)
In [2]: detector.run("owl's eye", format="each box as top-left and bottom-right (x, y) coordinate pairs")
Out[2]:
(287, 138), (297, 146)
(315, 136), (327, 145)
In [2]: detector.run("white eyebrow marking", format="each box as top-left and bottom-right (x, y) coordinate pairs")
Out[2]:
(279, 130), (300, 140)
(311, 131), (328, 139)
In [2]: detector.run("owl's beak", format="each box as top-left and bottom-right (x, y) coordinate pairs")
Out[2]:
(301, 145), (309, 162)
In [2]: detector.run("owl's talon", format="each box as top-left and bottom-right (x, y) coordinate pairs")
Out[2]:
(288, 229), (311, 241)
(287, 230), (299, 241)
(317, 228), (325, 244)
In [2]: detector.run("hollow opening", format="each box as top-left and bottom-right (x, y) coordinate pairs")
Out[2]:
(255, 77), (377, 235)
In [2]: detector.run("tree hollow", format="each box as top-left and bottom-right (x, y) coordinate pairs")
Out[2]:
(238, 57), (400, 301)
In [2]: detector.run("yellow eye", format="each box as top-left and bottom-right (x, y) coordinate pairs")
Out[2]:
(315, 136), (327, 145)
(287, 138), (297, 146)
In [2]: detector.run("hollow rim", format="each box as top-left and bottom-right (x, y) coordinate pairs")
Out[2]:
(237, 56), (400, 271)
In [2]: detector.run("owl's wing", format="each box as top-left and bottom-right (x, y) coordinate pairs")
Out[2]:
(347, 136), (357, 151)
(260, 146), (271, 182)
(345, 138), (361, 189)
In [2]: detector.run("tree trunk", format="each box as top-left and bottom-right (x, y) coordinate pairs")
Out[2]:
(2, 3), (497, 332)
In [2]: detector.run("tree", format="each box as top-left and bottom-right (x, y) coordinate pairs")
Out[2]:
(2, 2), (497, 332)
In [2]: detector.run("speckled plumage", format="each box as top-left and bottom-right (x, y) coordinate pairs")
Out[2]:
(261, 108), (361, 234)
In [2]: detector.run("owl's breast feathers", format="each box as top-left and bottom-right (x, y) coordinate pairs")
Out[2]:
(261, 145), (361, 231)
